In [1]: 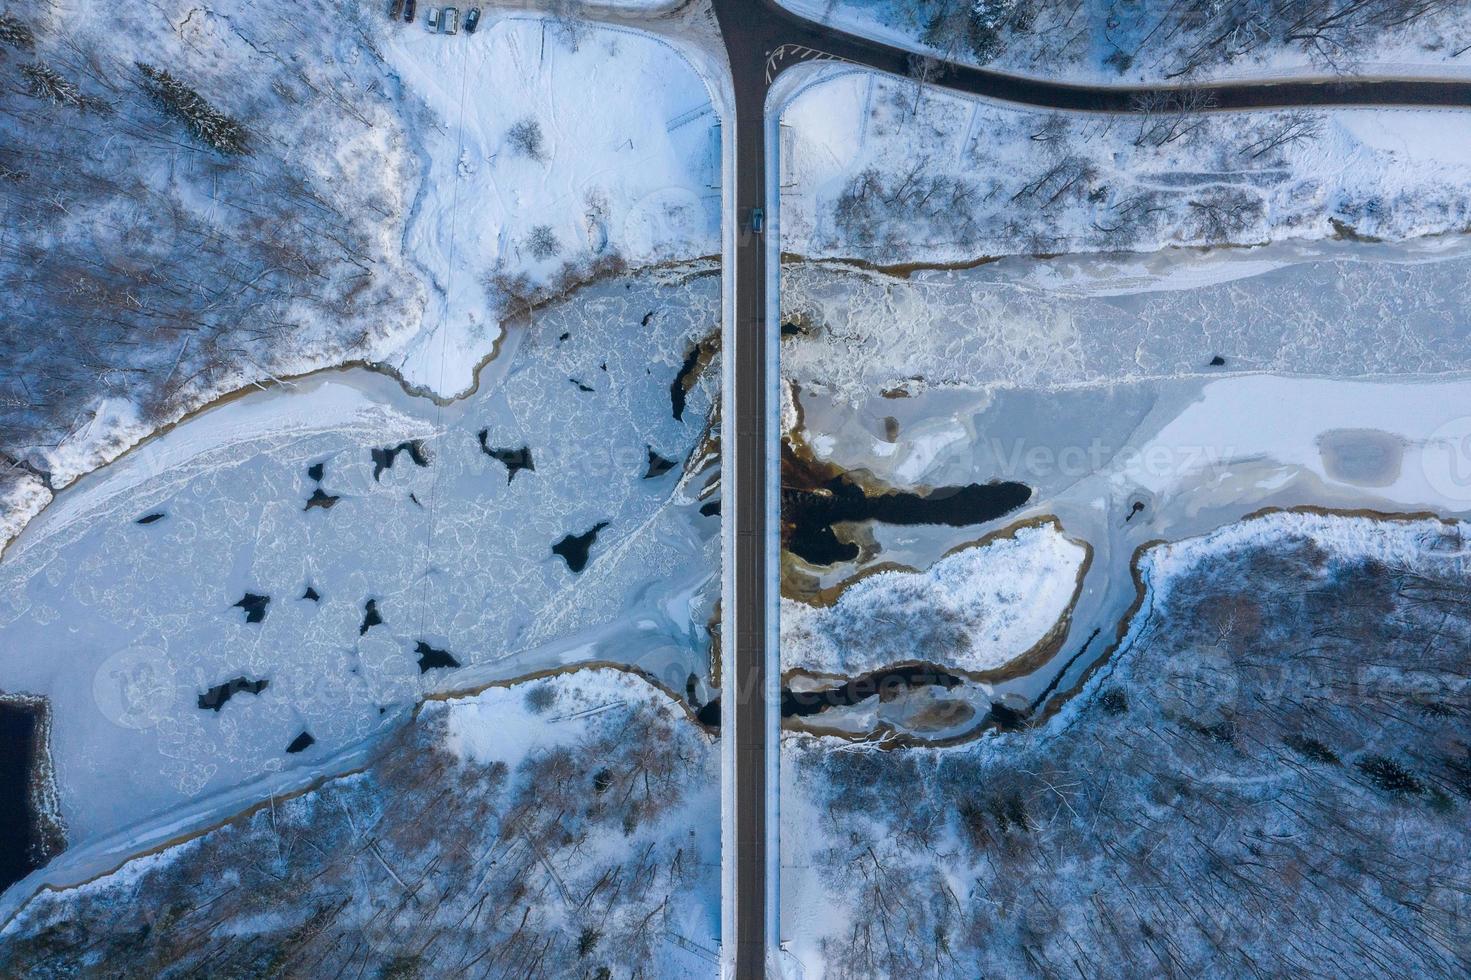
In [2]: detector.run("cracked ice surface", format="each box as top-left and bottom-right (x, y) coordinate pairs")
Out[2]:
(0, 272), (720, 844)
(782, 237), (1471, 404)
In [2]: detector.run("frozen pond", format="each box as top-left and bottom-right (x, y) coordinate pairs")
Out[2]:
(0, 271), (721, 845)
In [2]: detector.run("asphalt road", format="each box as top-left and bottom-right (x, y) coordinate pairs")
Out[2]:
(710, 3), (1471, 976)
(709, 4), (772, 977)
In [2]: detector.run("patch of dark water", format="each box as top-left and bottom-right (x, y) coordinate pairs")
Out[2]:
(552, 521), (609, 573)
(307, 461), (326, 482)
(359, 599), (383, 636)
(671, 334), (717, 422)
(478, 431), (535, 483)
(414, 641), (460, 673)
(135, 512), (166, 525)
(644, 448), (676, 479)
(302, 585), (321, 602)
(370, 441), (430, 481)
(570, 378), (595, 393)
(783, 665), (964, 718)
(286, 731), (315, 754)
(304, 488), (340, 511)
(233, 593), (270, 624)
(198, 676), (269, 712)
(0, 704), (40, 891)
(695, 665), (965, 728)
(1028, 627), (1101, 714)
(699, 499), (720, 518)
(781, 443), (1031, 566)
(987, 701), (1029, 731)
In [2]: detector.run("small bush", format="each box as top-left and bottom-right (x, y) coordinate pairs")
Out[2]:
(19, 63), (109, 114)
(1098, 688), (1128, 715)
(526, 224), (561, 260)
(506, 117), (545, 161)
(1355, 755), (1423, 796)
(990, 792), (1030, 834)
(1194, 719), (1236, 744)
(1284, 734), (1340, 765)
(136, 63), (249, 155)
(523, 683), (557, 714)
(577, 926), (602, 957)
(0, 13), (34, 50)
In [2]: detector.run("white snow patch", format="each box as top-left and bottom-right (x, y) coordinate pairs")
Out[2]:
(377, 15), (721, 393)
(781, 521), (1087, 676)
(1112, 375), (1471, 513)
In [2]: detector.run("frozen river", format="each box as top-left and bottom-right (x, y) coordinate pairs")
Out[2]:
(0, 271), (722, 846)
(780, 234), (1471, 737)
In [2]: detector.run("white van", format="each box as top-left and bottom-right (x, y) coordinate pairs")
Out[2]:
(442, 7), (458, 34)
(424, 7), (439, 31)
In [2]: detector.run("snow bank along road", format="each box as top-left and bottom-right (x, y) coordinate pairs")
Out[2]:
(713, 0), (1471, 977)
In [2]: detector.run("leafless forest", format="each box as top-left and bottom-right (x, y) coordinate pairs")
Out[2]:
(900, 0), (1463, 76)
(0, 678), (717, 979)
(0, 3), (421, 487)
(791, 518), (1471, 977)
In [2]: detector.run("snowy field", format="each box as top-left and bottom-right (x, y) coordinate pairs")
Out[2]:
(778, 0), (1471, 83)
(376, 13), (722, 392)
(777, 66), (1471, 264)
(781, 520), (1087, 677)
(0, 271), (720, 846)
(1, 2), (721, 554)
(1, 667), (721, 977)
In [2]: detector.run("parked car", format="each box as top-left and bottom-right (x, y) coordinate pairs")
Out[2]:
(424, 6), (439, 30)
(403, 0), (416, 22)
(464, 7), (480, 33)
(442, 6), (459, 34)
(388, 0), (404, 19)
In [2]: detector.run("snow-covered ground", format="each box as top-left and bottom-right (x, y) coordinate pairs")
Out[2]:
(1, 667), (721, 977)
(1, 2), (722, 555)
(377, 13), (722, 392)
(778, 0), (1471, 83)
(0, 270), (720, 846)
(777, 65), (1471, 264)
(780, 508), (1471, 977)
(781, 520), (1087, 677)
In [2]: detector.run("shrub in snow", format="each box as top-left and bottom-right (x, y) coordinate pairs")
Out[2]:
(135, 63), (248, 155)
(1355, 755), (1425, 796)
(506, 116), (545, 162)
(0, 13), (33, 50)
(920, 0), (1026, 62)
(833, 165), (984, 251)
(524, 681), (558, 713)
(526, 224), (562, 260)
(19, 63), (107, 114)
